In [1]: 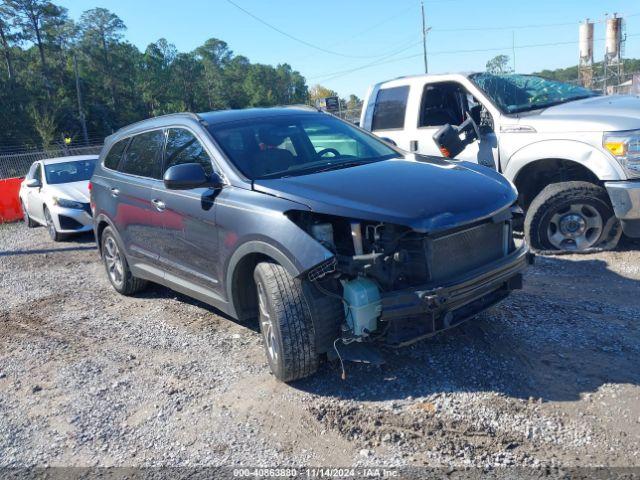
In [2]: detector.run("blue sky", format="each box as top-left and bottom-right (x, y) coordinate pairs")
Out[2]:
(57, 0), (640, 98)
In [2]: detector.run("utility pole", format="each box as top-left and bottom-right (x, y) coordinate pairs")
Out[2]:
(73, 53), (89, 146)
(421, 1), (429, 73)
(512, 31), (516, 72)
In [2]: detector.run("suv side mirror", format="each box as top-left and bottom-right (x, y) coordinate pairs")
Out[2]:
(164, 163), (224, 190)
(26, 178), (41, 188)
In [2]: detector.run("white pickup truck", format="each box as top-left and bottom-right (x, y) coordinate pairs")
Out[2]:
(360, 73), (640, 252)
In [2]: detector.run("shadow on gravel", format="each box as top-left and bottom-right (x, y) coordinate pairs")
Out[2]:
(291, 254), (640, 403)
(0, 245), (96, 256)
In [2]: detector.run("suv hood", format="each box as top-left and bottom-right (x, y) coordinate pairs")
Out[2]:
(524, 95), (640, 132)
(47, 180), (90, 203)
(253, 156), (516, 233)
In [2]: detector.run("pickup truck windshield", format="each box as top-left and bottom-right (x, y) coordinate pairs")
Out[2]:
(209, 114), (398, 180)
(470, 73), (599, 114)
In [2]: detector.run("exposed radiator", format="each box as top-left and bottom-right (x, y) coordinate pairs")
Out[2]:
(429, 221), (508, 282)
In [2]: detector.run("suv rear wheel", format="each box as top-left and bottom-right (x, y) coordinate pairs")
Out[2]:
(525, 181), (617, 252)
(253, 261), (319, 382)
(101, 226), (147, 295)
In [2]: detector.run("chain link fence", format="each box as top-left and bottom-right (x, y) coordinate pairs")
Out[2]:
(0, 145), (103, 180)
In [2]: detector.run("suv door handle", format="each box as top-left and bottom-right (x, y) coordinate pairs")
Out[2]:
(151, 199), (166, 211)
(110, 187), (120, 197)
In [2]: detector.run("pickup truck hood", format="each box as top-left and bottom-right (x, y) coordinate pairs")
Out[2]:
(524, 95), (640, 132)
(253, 156), (517, 233)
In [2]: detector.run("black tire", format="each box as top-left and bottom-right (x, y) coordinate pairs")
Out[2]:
(101, 226), (147, 295)
(21, 201), (37, 228)
(524, 181), (616, 252)
(253, 261), (319, 382)
(43, 206), (63, 242)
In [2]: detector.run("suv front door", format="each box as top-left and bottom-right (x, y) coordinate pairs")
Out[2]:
(155, 127), (223, 296)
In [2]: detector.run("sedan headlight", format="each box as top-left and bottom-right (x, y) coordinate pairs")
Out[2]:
(604, 130), (640, 175)
(53, 197), (84, 209)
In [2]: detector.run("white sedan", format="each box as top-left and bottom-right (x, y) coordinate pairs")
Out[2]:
(19, 155), (98, 241)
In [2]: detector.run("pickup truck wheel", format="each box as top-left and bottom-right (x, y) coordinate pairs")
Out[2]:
(253, 261), (319, 382)
(101, 226), (147, 295)
(525, 181), (616, 252)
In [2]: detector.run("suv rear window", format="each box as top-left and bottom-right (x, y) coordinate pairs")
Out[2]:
(119, 130), (164, 179)
(372, 86), (409, 130)
(103, 139), (129, 170)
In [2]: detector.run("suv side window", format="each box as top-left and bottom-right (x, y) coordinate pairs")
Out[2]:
(120, 130), (164, 179)
(164, 128), (213, 176)
(104, 138), (129, 170)
(371, 86), (409, 131)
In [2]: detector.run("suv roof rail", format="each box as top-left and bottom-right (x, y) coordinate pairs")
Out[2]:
(280, 104), (321, 112)
(112, 112), (205, 136)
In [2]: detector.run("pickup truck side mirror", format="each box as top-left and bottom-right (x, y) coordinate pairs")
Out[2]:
(432, 114), (480, 159)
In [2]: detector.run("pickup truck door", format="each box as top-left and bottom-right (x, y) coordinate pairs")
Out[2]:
(408, 81), (498, 170)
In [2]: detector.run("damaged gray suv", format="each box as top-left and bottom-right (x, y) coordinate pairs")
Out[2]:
(91, 107), (531, 382)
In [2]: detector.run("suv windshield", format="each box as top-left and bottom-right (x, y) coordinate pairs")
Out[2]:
(44, 159), (96, 185)
(208, 114), (398, 180)
(470, 73), (599, 114)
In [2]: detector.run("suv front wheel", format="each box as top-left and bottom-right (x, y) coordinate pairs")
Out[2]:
(525, 181), (618, 252)
(253, 261), (319, 382)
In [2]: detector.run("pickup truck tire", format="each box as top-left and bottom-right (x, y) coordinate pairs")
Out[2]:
(254, 261), (319, 382)
(525, 181), (615, 252)
(101, 226), (148, 295)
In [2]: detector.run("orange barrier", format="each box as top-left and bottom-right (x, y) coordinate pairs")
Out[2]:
(0, 177), (24, 223)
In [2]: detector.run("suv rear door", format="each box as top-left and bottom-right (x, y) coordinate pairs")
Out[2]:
(107, 130), (166, 268)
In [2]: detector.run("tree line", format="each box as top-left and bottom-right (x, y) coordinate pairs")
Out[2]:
(0, 0), (361, 153)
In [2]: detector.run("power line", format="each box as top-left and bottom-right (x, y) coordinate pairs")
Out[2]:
(310, 33), (640, 83)
(431, 11), (640, 32)
(225, 0), (420, 60)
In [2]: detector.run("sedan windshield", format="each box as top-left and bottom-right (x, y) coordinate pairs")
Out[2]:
(208, 114), (398, 180)
(470, 73), (599, 114)
(44, 159), (96, 185)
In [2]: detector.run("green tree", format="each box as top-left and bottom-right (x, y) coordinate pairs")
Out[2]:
(485, 54), (512, 74)
(79, 7), (125, 107)
(6, 0), (66, 93)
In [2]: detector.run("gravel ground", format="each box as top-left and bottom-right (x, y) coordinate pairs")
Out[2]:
(1, 221), (640, 470)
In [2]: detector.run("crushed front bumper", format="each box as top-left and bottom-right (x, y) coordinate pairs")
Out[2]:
(378, 245), (532, 346)
(605, 181), (640, 238)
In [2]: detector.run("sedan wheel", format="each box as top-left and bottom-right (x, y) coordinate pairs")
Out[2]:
(43, 207), (62, 241)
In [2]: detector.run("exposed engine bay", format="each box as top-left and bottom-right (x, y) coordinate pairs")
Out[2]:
(287, 208), (528, 352)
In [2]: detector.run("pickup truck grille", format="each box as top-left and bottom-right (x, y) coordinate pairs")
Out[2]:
(429, 222), (508, 282)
